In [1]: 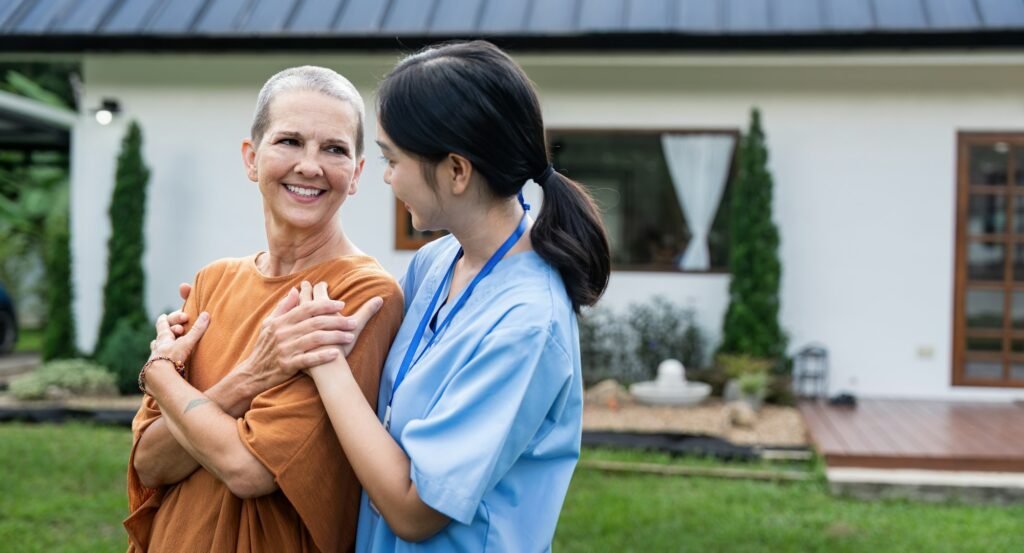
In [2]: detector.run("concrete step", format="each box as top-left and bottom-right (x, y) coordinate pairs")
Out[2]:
(827, 467), (1024, 505)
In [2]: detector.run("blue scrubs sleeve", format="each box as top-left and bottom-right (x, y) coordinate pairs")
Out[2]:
(399, 325), (573, 525)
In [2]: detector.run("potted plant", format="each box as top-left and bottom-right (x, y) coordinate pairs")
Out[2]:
(718, 353), (773, 411)
(737, 370), (769, 411)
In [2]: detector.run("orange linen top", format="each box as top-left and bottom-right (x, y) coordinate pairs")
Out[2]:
(124, 254), (403, 553)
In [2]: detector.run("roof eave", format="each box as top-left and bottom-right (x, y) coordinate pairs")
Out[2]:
(2, 30), (1024, 54)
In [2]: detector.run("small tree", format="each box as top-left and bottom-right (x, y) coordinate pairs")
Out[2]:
(720, 108), (787, 361)
(42, 181), (76, 360)
(96, 121), (149, 354)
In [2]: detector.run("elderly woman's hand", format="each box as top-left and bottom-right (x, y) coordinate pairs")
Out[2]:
(302, 280), (383, 358)
(149, 310), (211, 367)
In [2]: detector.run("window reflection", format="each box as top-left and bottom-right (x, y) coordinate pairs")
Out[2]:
(967, 195), (1005, 235)
(965, 360), (1002, 380)
(969, 143), (1008, 186)
(965, 289), (1003, 328)
(967, 242), (1004, 281)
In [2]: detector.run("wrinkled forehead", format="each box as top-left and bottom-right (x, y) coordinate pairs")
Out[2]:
(265, 89), (361, 141)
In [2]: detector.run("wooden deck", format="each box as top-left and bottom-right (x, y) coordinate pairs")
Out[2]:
(799, 399), (1024, 472)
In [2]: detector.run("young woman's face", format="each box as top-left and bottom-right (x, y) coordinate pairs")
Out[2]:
(243, 90), (364, 236)
(376, 123), (446, 232)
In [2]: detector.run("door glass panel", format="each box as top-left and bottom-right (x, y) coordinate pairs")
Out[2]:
(966, 337), (1002, 353)
(967, 242), (1004, 281)
(1015, 245), (1024, 282)
(1011, 363), (1024, 380)
(1014, 197), (1024, 234)
(966, 289), (1004, 328)
(965, 360), (1003, 380)
(970, 143), (1008, 185)
(968, 195), (1005, 235)
(1015, 146), (1024, 186)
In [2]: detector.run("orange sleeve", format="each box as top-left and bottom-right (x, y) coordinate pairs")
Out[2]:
(124, 270), (204, 549)
(237, 276), (403, 552)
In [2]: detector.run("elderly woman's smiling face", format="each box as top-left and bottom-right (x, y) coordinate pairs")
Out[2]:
(243, 89), (363, 238)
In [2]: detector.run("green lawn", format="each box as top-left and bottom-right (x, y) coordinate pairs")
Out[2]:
(0, 424), (129, 552)
(14, 327), (43, 353)
(557, 450), (1024, 552)
(0, 424), (1021, 552)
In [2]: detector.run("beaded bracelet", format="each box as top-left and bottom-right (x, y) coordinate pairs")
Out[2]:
(138, 356), (186, 395)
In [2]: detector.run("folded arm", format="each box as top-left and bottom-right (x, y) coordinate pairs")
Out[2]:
(132, 362), (260, 489)
(144, 354), (278, 498)
(133, 284), (361, 493)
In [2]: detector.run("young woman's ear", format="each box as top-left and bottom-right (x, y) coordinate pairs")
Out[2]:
(446, 153), (474, 196)
(241, 139), (258, 182)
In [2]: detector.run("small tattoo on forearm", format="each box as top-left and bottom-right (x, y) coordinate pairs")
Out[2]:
(184, 398), (210, 414)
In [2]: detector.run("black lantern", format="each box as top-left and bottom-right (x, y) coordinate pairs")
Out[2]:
(793, 343), (829, 400)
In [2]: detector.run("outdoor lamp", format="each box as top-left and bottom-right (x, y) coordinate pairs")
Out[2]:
(93, 98), (120, 125)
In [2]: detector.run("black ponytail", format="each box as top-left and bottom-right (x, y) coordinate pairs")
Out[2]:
(377, 40), (610, 312)
(532, 170), (610, 312)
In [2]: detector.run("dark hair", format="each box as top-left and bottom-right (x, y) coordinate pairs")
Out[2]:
(377, 40), (610, 312)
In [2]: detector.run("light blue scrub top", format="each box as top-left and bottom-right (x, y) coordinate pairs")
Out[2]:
(356, 234), (583, 553)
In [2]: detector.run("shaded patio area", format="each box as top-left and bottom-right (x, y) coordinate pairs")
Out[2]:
(800, 399), (1024, 473)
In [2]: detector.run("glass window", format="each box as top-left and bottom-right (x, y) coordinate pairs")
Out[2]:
(550, 131), (735, 271)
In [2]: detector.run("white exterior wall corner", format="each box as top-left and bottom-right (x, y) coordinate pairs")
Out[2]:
(70, 52), (1024, 402)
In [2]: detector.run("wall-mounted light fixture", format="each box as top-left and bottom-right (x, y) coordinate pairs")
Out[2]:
(93, 98), (120, 125)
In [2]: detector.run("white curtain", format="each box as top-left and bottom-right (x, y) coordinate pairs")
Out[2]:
(660, 134), (736, 271)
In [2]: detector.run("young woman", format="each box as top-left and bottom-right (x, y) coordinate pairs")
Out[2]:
(300, 41), (611, 551)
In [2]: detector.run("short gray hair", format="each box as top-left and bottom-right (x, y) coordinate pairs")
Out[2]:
(250, 65), (365, 156)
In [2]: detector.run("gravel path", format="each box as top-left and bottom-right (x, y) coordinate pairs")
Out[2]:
(583, 399), (809, 447)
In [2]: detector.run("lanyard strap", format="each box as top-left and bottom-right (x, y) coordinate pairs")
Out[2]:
(384, 213), (528, 429)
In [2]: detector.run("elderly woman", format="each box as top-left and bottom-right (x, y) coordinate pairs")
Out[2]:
(124, 66), (402, 552)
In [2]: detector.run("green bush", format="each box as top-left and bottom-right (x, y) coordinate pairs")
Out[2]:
(9, 359), (117, 400)
(629, 297), (705, 376)
(579, 297), (707, 386)
(579, 305), (639, 385)
(96, 121), (150, 355)
(95, 317), (151, 395)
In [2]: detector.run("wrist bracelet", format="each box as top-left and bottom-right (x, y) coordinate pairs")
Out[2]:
(138, 356), (186, 395)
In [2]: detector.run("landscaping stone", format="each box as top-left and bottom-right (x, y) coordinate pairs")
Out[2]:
(726, 400), (757, 428)
(584, 379), (633, 410)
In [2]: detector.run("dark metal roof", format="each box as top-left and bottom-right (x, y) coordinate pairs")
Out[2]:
(1, 0), (1023, 52)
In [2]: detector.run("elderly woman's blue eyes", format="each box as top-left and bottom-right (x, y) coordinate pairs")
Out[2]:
(326, 146), (348, 155)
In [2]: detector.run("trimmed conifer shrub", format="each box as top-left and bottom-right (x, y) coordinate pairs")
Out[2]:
(95, 121), (149, 354)
(719, 108), (787, 361)
(42, 182), (76, 360)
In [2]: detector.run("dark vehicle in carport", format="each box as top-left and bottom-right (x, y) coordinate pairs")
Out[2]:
(0, 284), (16, 354)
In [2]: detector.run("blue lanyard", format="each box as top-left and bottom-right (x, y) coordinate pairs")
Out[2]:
(383, 213), (529, 431)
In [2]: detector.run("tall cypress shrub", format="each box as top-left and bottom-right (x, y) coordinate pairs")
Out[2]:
(42, 181), (76, 360)
(95, 121), (149, 354)
(719, 108), (787, 360)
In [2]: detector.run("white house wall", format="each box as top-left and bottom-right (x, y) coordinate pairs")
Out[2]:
(71, 52), (1024, 402)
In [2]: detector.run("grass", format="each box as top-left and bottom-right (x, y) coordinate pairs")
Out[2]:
(1, 425), (1022, 552)
(14, 327), (43, 353)
(0, 424), (130, 552)
(556, 449), (1024, 552)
